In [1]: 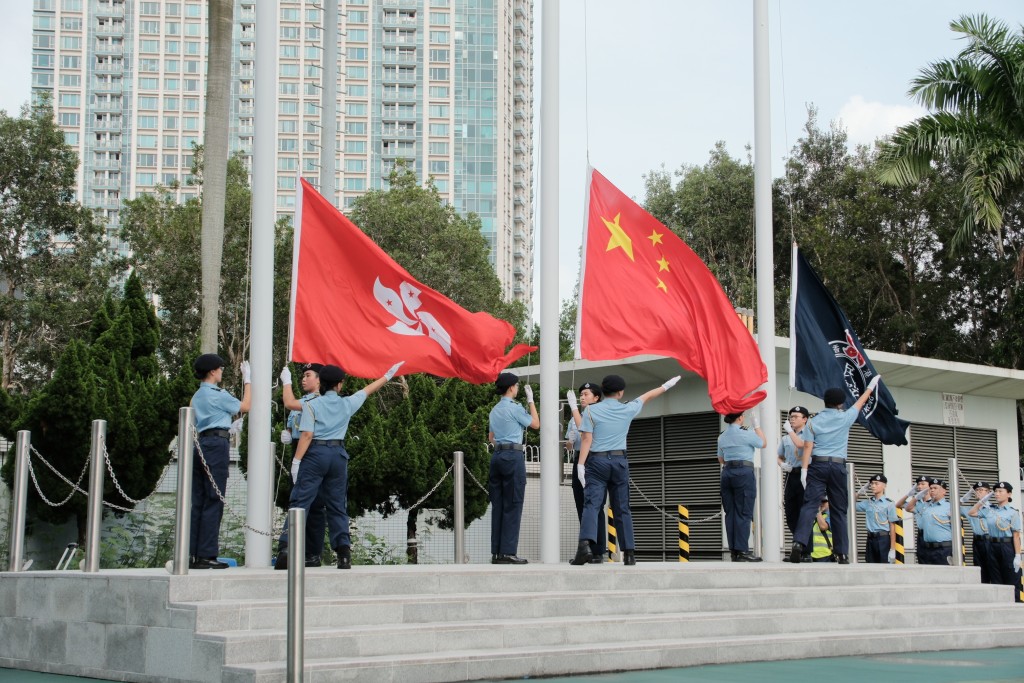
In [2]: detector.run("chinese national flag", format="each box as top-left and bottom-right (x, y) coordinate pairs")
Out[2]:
(579, 168), (767, 413)
(289, 179), (536, 383)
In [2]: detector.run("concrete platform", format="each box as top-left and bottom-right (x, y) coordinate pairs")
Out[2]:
(0, 563), (1021, 682)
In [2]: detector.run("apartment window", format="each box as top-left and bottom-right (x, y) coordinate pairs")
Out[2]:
(165, 3), (180, 16)
(186, 3), (201, 18)
(183, 116), (198, 130)
(137, 153), (156, 167)
(164, 78), (179, 91)
(181, 135), (198, 148)
(434, 178), (448, 192)
(345, 140), (366, 153)
(137, 135), (158, 148)
(428, 104), (449, 117)
(304, 121), (318, 134)
(429, 142), (448, 155)
(139, 77), (159, 90)
(166, 22), (181, 35)
(33, 73), (53, 88)
(348, 29), (368, 42)
(34, 34), (54, 49)
(59, 113), (80, 127)
(185, 41), (200, 55)
(304, 102), (318, 115)
(278, 157), (297, 171)
(163, 116), (178, 129)
(64, 132), (79, 145)
(163, 135), (178, 148)
(166, 40), (180, 54)
(164, 96), (179, 109)
(429, 86), (449, 98)
(136, 173), (155, 186)
(348, 10), (367, 22)
(344, 178), (366, 191)
(140, 2), (159, 15)
(348, 66), (368, 79)
(281, 27), (299, 39)
(279, 101), (298, 115)
(32, 54), (53, 68)
(281, 8), (299, 21)
(344, 159), (365, 173)
(305, 27), (319, 40)
(184, 61), (199, 74)
(305, 8), (319, 21)
(138, 115), (158, 129)
(280, 82), (298, 95)
(59, 74), (81, 87)
(277, 176), (297, 190)
(279, 138), (297, 152)
(346, 103), (367, 116)
(183, 98), (199, 111)
(60, 56), (81, 69)
(61, 17), (82, 30)
(279, 120), (297, 133)
(430, 0), (449, 6)
(183, 79), (199, 92)
(140, 21), (159, 34)
(60, 36), (82, 50)
(162, 173), (178, 185)
(140, 39), (159, 52)
(33, 15), (54, 30)
(345, 122), (366, 135)
(280, 45), (298, 58)
(429, 31), (448, 43)
(348, 84), (367, 97)
(137, 96), (156, 109)
(59, 94), (81, 108)
(429, 49), (449, 62)
(429, 160), (449, 174)
(429, 12), (449, 24)
(185, 22), (201, 37)
(304, 46), (319, 59)
(162, 154), (178, 167)
(277, 195), (296, 208)
(61, 0), (82, 10)
(280, 64), (299, 77)
(428, 68), (449, 81)
(139, 58), (159, 72)
(347, 47), (367, 60)
(429, 123), (449, 135)
(164, 59), (179, 73)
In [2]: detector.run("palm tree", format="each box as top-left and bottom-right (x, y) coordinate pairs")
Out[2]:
(199, 0), (233, 352)
(877, 14), (1024, 269)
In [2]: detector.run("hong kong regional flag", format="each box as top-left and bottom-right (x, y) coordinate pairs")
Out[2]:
(578, 168), (767, 414)
(289, 179), (536, 383)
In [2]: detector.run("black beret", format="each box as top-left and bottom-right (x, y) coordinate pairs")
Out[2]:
(601, 374), (626, 394)
(914, 475), (930, 484)
(300, 362), (324, 374)
(789, 406), (810, 417)
(319, 364), (346, 389)
(823, 388), (846, 406)
(495, 372), (518, 394)
(994, 481), (1014, 492)
(578, 381), (602, 398)
(870, 474), (887, 483)
(193, 353), (225, 379)
(928, 477), (947, 489)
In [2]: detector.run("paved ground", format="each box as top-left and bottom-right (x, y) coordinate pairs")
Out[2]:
(4, 647), (1022, 682)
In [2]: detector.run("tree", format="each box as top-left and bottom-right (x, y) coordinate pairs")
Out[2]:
(199, 0), (234, 353)
(0, 99), (113, 391)
(877, 14), (1024, 271)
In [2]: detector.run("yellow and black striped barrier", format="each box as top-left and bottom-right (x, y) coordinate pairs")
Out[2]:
(894, 508), (905, 565)
(607, 507), (617, 563)
(1018, 571), (1023, 604)
(678, 504), (690, 562)
(960, 526), (967, 565)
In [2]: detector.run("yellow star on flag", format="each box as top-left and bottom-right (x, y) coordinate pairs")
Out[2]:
(602, 213), (634, 261)
(648, 230), (664, 246)
(656, 256), (670, 272)
(656, 279), (668, 293)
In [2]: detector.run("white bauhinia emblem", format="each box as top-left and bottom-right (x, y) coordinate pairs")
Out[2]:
(373, 277), (452, 356)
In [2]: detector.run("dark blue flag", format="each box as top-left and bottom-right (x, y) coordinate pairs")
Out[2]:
(790, 246), (909, 445)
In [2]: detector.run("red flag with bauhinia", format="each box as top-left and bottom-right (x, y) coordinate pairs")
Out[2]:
(289, 179), (536, 383)
(578, 168), (767, 413)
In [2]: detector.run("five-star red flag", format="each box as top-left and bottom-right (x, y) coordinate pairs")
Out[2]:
(289, 179), (536, 383)
(578, 168), (767, 413)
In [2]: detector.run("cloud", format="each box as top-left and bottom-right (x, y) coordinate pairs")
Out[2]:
(835, 95), (925, 147)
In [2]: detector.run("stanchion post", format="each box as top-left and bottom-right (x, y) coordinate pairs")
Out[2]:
(7, 431), (31, 572)
(453, 451), (465, 564)
(894, 507), (905, 565)
(172, 407), (194, 575)
(846, 462), (858, 564)
(606, 505), (617, 562)
(83, 419), (107, 573)
(948, 458), (964, 567)
(678, 505), (690, 562)
(286, 507), (306, 683)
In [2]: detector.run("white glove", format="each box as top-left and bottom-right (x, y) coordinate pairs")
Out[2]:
(280, 366), (292, 386)
(240, 360), (252, 384)
(960, 490), (974, 504)
(1014, 554), (1022, 572)
(751, 414), (761, 430)
(290, 458), (300, 483)
(780, 462), (793, 473)
(228, 417), (244, 436)
(783, 421), (795, 435)
(978, 492), (994, 505)
(904, 486), (917, 500)
(661, 375), (681, 391)
(524, 384), (534, 404)
(566, 390), (578, 411)
(280, 429), (293, 445)
(856, 482), (870, 496)
(887, 549), (896, 564)
(384, 361), (404, 380)
(577, 464), (586, 488)
(800, 468), (808, 489)
(915, 489), (929, 501)
(867, 374), (881, 391)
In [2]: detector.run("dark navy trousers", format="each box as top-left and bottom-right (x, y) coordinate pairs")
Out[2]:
(279, 443), (351, 551)
(190, 434), (229, 559)
(783, 470), (805, 536)
(579, 454), (634, 551)
(794, 460), (849, 554)
(720, 464), (756, 553)
(572, 453), (607, 556)
(489, 448), (526, 555)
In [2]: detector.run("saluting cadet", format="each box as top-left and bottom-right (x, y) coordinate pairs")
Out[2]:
(897, 475), (932, 554)
(855, 473), (898, 563)
(566, 383), (607, 563)
(972, 482), (1022, 593)
(278, 362), (326, 569)
(960, 481), (992, 582)
(190, 354), (251, 569)
(717, 411), (766, 562)
(570, 373), (680, 566)
(488, 372), (540, 564)
(907, 478), (952, 565)
(789, 379), (880, 565)
(778, 406), (809, 538)
(275, 361), (403, 570)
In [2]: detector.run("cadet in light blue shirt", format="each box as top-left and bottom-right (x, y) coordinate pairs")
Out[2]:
(972, 482), (1022, 589)
(717, 412), (766, 561)
(571, 372), (680, 566)
(961, 481), (992, 583)
(790, 379), (880, 564)
(189, 353), (251, 569)
(908, 478), (952, 565)
(275, 361), (403, 571)
(778, 406), (809, 537)
(855, 473), (898, 563)
(565, 382), (607, 562)
(487, 372), (540, 564)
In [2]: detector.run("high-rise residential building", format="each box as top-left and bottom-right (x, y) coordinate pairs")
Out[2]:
(30, 0), (535, 307)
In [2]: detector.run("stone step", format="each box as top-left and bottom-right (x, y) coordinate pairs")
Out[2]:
(204, 601), (1024, 665)
(187, 582), (1008, 632)
(221, 623), (1024, 683)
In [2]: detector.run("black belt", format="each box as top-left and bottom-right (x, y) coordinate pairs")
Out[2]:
(723, 460), (754, 468)
(989, 537), (1013, 544)
(867, 531), (889, 538)
(494, 443), (525, 452)
(591, 450), (626, 457)
(312, 439), (344, 447)
(812, 456), (846, 464)
(200, 429), (229, 439)
(923, 541), (952, 549)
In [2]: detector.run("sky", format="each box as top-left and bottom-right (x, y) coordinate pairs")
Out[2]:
(3, 1), (1024, 315)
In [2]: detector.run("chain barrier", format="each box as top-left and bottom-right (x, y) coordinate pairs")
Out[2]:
(102, 443), (143, 506)
(27, 445), (133, 512)
(193, 432), (279, 537)
(626, 477), (723, 525)
(405, 463), (455, 511)
(464, 463), (489, 495)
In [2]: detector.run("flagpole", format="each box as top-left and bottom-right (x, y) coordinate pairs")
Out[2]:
(753, 0), (781, 563)
(789, 242), (798, 388)
(538, 0), (561, 564)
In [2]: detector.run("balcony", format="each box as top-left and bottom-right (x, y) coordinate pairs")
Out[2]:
(93, 120), (122, 131)
(94, 63), (123, 74)
(95, 42), (124, 55)
(514, 213), (525, 224)
(94, 24), (125, 35)
(381, 126), (416, 139)
(93, 99), (122, 113)
(94, 138), (122, 150)
(94, 4), (125, 18)
(91, 177), (121, 189)
(92, 158), (121, 169)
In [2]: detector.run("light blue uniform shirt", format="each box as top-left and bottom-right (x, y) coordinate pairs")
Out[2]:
(717, 424), (762, 462)
(916, 498), (952, 542)
(777, 430), (805, 468)
(288, 392), (319, 440)
(856, 496), (898, 532)
(805, 408), (859, 459)
(961, 504), (989, 536)
(580, 398), (643, 451)
(489, 397), (532, 444)
(298, 389), (367, 440)
(980, 504), (1022, 539)
(565, 420), (581, 451)
(191, 382), (241, 432)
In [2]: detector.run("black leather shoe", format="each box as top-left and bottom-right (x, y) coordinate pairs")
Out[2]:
(789, 542), (805, 564)
(569, 540), (593, 566)
(732, 551), (763, 563)
(590, 554), (606, 564)
(305, 555), (322, 568)
(836, 554), (850, 565)
(274, 550), (288, 570)
(494, 554), (527, 564)
(491, 554), (498, 564)
(623, 550), (636, 566)
(191, 557), (229, 569)
(336, 546), (351, 570)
